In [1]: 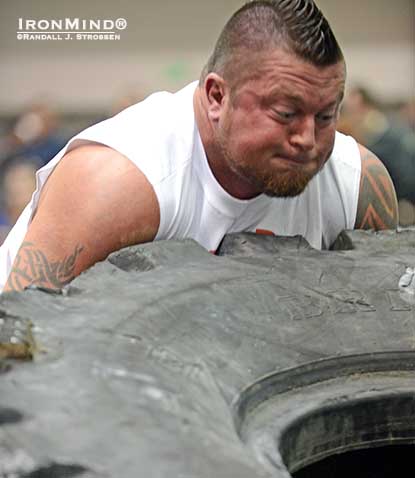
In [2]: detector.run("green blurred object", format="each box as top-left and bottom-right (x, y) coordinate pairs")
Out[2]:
(164, 60), (188, 82)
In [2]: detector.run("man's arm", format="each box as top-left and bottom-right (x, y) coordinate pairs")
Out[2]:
(3, 144), (160, 293)
(354, 144), (398, 230)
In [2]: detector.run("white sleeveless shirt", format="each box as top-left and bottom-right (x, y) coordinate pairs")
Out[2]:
(0, 82), (361, 292)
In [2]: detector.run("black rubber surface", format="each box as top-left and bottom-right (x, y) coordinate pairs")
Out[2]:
(292, 444), (413, 478)
(0, 230), (414, 477)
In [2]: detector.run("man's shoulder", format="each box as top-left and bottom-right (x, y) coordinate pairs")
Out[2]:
(354, 144), (398, 230)
(113, 81), (198, 130)
(70, 82), (199, 180)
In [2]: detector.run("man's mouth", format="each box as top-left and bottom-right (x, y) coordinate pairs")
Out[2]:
(275, 155), (314, 167)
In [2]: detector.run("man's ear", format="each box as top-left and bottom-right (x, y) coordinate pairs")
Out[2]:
(204, 73), (227, 123)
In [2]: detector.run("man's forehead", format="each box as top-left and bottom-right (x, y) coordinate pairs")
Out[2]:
(232, 82), (344, 112)
(268, 86), (344, 106)
(236, 50), (344, 85)
(263, 62), (344, 100)
(229, 50), (345, 106)
(266, 62), (345, 89)
(236, 75), (344, 110)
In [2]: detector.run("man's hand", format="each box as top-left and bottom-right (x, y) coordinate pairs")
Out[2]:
(354, 144), (398, 230)
(3, 144), (160, 293)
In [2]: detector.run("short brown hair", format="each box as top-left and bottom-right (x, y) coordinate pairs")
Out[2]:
(201, 0), (344, 83)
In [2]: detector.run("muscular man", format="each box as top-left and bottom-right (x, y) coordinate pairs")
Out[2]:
(0, 0), (398, 293)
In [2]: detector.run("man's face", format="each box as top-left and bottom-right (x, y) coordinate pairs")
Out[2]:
(215, 49), (346, 198)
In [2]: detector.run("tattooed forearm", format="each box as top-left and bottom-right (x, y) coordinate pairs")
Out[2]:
(4, 242), (84, 292)
(355, 146), (398, 230)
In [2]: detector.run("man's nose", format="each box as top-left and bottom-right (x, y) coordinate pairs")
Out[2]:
(289, 116), (316, 152)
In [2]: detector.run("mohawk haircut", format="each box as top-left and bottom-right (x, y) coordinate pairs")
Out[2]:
(201, 0), (344, 83)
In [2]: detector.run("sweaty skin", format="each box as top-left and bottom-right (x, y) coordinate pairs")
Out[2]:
(3, 49), (398, 293)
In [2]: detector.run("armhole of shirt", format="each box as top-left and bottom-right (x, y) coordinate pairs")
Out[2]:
(347, 136), (362, 230)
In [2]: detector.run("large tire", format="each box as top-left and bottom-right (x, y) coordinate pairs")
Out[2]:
(0, 230), (414, 477)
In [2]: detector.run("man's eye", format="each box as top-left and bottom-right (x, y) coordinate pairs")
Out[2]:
(276, 110), (295, 120)
(316, 112), (335, 122)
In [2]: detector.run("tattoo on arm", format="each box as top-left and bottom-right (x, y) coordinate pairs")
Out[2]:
(5, 242), (84, 292)
(355, 147), (398, 230)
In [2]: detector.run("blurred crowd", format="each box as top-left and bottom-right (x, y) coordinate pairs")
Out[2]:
(0, 104), (68, 244)
(0, 87), (414, 246)
(338, 87), (415, 227)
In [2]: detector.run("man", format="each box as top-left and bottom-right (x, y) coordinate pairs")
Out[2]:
(0, 0), (398, 293)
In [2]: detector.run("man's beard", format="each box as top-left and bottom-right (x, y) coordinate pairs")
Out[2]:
(216, 119), (328, 198)
(222, 146), (319, 198)
(247, 164), (316, 198)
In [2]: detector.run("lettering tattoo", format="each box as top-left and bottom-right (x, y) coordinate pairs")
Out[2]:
(355, 148), (398, 230)
(5, 242), (84, 292)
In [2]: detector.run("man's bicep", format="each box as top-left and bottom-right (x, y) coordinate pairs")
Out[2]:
(354, 144), (398, 230)
(4, 145), (160, 293)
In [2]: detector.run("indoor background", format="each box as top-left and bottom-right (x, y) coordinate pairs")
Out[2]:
(0, 0), (413, 112)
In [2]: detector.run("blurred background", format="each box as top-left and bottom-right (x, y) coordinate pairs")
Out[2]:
(0, 0), (414, 243)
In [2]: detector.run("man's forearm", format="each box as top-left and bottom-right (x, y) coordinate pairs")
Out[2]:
(3, 241), (84, 293)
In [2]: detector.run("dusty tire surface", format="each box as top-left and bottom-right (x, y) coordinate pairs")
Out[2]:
(0, 230), (414, 477)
